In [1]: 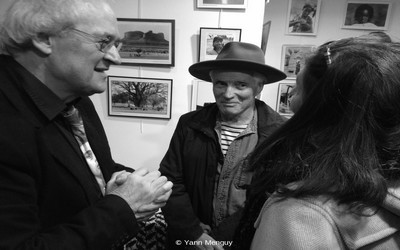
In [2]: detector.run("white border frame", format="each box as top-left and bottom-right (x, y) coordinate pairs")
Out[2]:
(285, 0), (321, 36)
(198, 27), (241, 62)
(197, 0), (248, 9)
(341, 1), (392, 30)
(276, 81), (296, 118)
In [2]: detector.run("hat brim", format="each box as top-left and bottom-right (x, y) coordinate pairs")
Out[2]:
(189, 59), (287, 84)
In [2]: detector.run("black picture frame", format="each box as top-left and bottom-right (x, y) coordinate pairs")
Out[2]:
(108, 75), (172, 119)
(198, 27), (241, 62)
(117, 18), (175, 67)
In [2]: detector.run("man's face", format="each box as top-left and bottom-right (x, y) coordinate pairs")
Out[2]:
(211, 70), (263, 121)
(46, 15), (121, 102)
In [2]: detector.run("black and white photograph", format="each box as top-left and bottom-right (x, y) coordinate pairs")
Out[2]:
(281, 45), (316, 79)
(197, 0), (247, 9)
(108, 76), (172, 119)
(342, 1), (392, 30)
(199, 27), (241, 62)
(117, 18), (175, 66)
(276, 81), (296, 118)
(286, 0), (321, 36)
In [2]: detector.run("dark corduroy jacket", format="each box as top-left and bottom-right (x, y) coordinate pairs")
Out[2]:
(160, 100), (287, 245)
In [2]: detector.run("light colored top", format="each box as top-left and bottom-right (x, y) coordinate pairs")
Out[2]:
(251, 183), (400, 249)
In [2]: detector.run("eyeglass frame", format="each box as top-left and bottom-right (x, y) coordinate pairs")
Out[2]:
(68, 28), (122, 53)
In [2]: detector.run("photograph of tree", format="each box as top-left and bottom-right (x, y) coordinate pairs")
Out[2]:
(108, 76), (172, 119)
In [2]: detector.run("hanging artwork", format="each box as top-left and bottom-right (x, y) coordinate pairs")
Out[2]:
(281, 44), (316, 79)
(198, 27), (241, 62)
(342, 1), (392, 30)
(117, 18), (175, 66)
(276, 81), (296, 118)
(285, 0), (321, 36)
(108, 76), (172, 119)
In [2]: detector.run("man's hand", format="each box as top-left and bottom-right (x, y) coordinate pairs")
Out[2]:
(106, 168), (173, 221)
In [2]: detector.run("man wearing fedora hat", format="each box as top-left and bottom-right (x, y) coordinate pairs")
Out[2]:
(160, 42), (287, 249)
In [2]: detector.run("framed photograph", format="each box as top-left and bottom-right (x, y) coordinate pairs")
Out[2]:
(261, 21), (272, 54)
(197, 0), (248, 9)
(342, 1), (392, 30)
(281, 44), (316, 79)
(277, 81), (296, 118)
(199, 27), (241, 62)
(286, 0), (321, 36)
(117, 18), (175, 67)
(191, 80), (215, 111)
(108, 76), (172, 119)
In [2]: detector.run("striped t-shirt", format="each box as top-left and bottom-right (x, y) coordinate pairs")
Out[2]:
(220, 122), (248, 156)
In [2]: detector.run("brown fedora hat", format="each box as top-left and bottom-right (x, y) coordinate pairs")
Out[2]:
(189, 42), (286, 84)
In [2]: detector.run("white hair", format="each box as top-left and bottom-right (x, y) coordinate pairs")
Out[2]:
(0, 0), (116, 53)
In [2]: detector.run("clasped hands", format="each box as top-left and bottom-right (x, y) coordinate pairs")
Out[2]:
(106, 168), (173, 221)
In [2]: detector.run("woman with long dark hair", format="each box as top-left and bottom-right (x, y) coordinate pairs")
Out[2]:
(233, 37), (400, 249)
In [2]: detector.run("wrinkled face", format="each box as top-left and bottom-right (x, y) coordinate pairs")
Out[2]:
(47, 14), (121, 102)
(289, 68), (305, 113)
(210, 70), (263, 121)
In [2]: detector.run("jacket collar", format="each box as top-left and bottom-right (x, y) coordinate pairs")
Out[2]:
(186, 99), (286, 140)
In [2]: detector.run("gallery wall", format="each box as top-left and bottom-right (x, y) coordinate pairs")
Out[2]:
(94, 0), (266, 170)
(261, 0), (400, 114)
(0, 0), (398, 171)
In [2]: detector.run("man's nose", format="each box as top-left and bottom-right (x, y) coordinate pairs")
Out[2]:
(104, 45), (121, 65)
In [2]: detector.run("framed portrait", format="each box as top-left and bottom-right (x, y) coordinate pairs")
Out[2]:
(117, 18), (175, 67)
(191, 80), (214, 111)
(276, 81), (296, 118)
(198, 27), (241, 62)
(281, 44), (316, 79)
(108, 76), (172, 119)
(342, 1), (392, 30)
(261, 21), (272, 54)
(197, 0), (248, 9)
(286, 0), (321, 36)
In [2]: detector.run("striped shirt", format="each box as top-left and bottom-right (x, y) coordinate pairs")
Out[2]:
(220, 122), (248, 156)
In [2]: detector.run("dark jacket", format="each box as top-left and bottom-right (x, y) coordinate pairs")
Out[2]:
(159, 100), (286, 243)
(0, 55), (137, 249)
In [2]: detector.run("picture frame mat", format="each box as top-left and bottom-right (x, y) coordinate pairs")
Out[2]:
(285, 0), (322, 36)
(199, 27), (242, 62)
(341, 0), (392, 30)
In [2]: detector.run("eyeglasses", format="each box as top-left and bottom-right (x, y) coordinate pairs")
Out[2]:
(69, 28), (122, 53)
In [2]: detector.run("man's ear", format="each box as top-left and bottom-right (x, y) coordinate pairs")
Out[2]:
(31, 33), (52, 55)
(256, 84), (264, 96)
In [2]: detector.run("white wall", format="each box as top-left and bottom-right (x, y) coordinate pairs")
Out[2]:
(92, 0), (266, 170)
(260, 0), (400, 110)
(1, 0), (398, 171)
